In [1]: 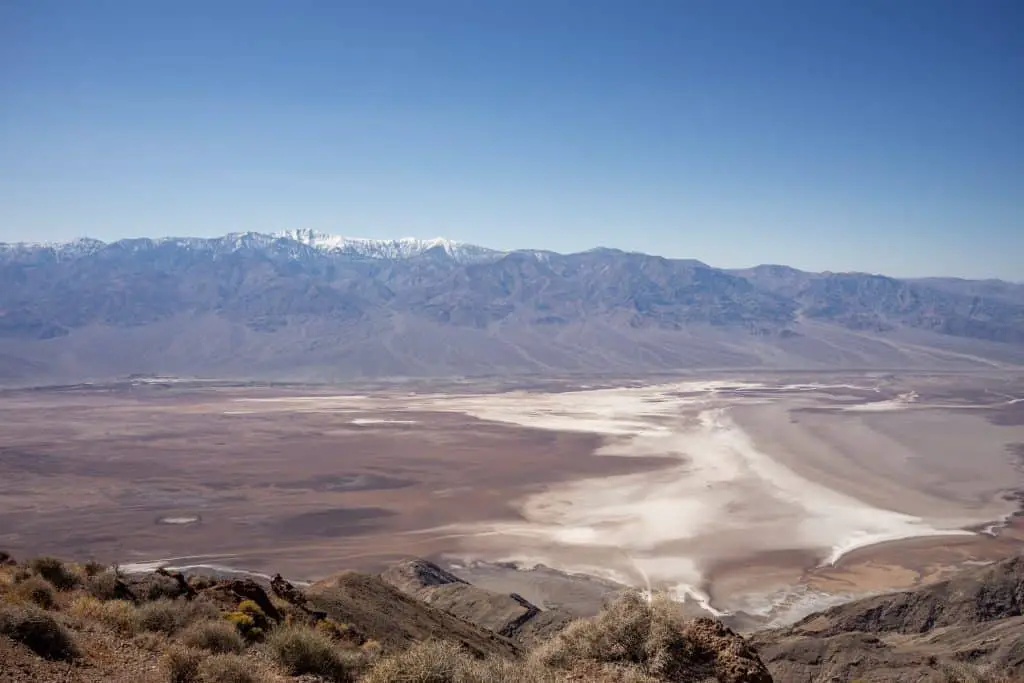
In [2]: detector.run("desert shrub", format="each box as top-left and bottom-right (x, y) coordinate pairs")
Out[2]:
(188, 575), (217, 591)
(0, 604), (79, 661)
(461, 656), (566, 683)
(134, 631), (165, 651)
(362, 639), (475, 683)
(12, 575), (58, 609)
(29, 556), (80, 591)
(186, 602), (222, 622)
(197, 653), (269, 683)
(70, 595), (140, 634)
(225, 609), (260, 641)
(138, 572), (189, 602)
(0, 550), (14, 566)
(82, 560), (108, 577)
(99, 599), (140, 634)
(139, 598), (210, 635)
(941, 664), (1023, 683)
(237, 599), (267, 624)
(86, 569), (128, 601)
(531, 590), (693, 680)
(266, 623), (359, 681)
(180, 619), (245, 654)
(362, 641), (558, 683)
(187, 599), (221, 622)
(225, 600), (268, 642)
(69, 594), (104, 619)
(164, 645), (204, 683)
(316, 617), (359, 642)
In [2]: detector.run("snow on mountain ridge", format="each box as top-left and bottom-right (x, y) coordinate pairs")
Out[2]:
(0, 231), (505, 263)
(277, 229), (504, 262)
(0, 237), (106, 261)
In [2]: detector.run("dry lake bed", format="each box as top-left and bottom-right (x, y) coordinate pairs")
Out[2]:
(2, 371), (1022, 628)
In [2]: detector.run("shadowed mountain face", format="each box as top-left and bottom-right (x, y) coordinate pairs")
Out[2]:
(1, 233), (1023, 383)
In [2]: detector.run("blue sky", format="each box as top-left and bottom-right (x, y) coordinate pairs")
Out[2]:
(1, 1), (1022, 280)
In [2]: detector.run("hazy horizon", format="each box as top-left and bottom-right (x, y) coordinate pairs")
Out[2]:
(2, 1), (1022, 280)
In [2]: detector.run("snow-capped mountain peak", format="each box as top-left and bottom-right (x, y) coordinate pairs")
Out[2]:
(0, 231), (506, 264)
(276, 229), (503, 263)
(0, 237), (106, 261)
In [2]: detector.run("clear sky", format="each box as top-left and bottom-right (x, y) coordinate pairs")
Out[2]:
(1, 1), (1022, 280)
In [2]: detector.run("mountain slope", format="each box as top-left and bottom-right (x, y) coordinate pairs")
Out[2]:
(305, 570), (522, 658)
(751, 555), (1024, 682)
(1, 232), (1022, 383)
(381, 559), (573, 646)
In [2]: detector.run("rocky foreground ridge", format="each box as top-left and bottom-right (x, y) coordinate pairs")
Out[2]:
(0, 551), (1022, 682)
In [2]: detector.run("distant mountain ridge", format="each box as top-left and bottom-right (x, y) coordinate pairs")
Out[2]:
(1, 231), (1022, 383)
(0, 230), (507, 265)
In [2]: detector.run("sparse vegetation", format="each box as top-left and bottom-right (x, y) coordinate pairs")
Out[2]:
(82, 559), (108, 577)
(164, 645), (204, 683)
(266, 623), (361, 681)
(137, 598), (217, 635)
(12, 575), (59, 609)
(70, 595), (140, 634)
(29, 556), (81, 591)
(139, 572), (189, 601)
(531, 591), (693, 681)
(226, 599), (269, 642)
(0, 604), (79, 661)
(942, 664), (1024, 683)
(197, 653), (269, 683)
(362, 640), (562, 683)
(316, 616), (359, 642)
(188, 575), (218, 591)
(5, 551), (1020, 683)
(86, 568), (127, 601)
(179, 618), (246, 653)
(361, 639), (468, 683)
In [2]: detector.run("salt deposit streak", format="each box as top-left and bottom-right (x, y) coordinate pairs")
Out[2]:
(427, 382), (970, 613)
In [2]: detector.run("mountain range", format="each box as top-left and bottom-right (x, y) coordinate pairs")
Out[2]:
(2, 231), (1023, 384)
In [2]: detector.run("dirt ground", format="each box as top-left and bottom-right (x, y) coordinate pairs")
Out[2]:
(0, 382), (671, 579)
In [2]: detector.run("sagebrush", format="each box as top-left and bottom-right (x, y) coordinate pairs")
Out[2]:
(0, 604), (79, 661)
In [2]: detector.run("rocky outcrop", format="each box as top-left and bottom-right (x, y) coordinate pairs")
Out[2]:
(794, 556), (1024, 637)
(381, 559), (573, 645)
(307, 570), (522, 658)
(752, 555), (1024, 682)
(194, 578), (282, 623)
(381, 560), (469, 591)
(680, 618), (775, 683)
(270, 573), (308, 608)
(124, 567), (194, 602)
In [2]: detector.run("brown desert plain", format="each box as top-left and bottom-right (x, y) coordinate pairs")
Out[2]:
(1, 371), (1023, 629)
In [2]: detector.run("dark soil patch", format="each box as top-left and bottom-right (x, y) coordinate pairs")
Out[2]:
(275, 507), (396, 538)
(271, 474), (414, 493)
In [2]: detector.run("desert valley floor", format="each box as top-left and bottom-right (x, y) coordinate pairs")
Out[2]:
(1, 372), (1023, 629)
